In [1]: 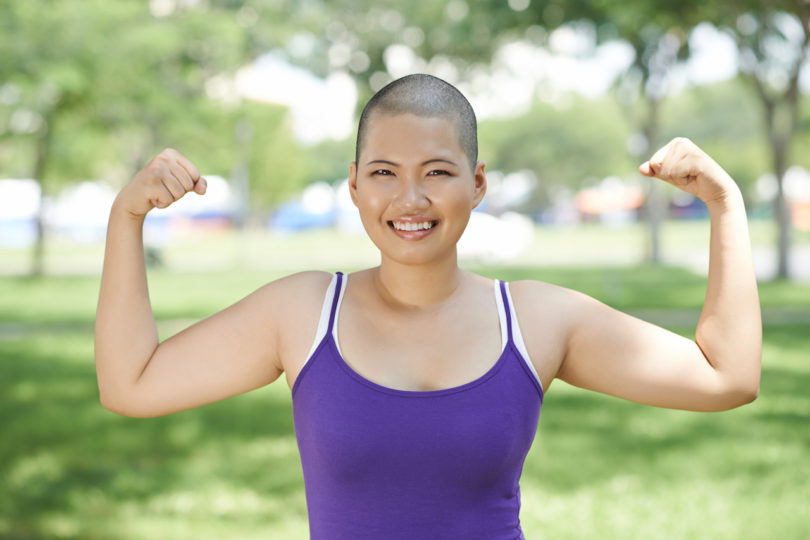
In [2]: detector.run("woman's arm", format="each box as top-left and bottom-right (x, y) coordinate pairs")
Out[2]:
(521, 138), (761, 411)
(95, 149), (295, 418)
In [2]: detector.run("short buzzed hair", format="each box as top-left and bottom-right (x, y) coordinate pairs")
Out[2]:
(355, 74), (478, 171)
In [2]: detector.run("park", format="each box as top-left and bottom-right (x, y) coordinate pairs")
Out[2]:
(2, 1), (810, 538)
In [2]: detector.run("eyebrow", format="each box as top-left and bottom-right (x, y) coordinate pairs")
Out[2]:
(366, 158), (458, 167)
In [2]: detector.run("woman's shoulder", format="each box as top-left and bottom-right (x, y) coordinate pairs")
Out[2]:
(251, 271), (338, 370)
(505, 278), (595, 327)
(507, 278), (588, 302)
(247, 270), (335, 314)
(274, 269), (335, 289)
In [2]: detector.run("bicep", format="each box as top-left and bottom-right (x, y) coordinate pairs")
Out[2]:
(126, 289), (282, 417)
(557, 294), (734, 411)
(113, 271), (333, 418)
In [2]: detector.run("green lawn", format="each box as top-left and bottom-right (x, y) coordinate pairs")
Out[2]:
(1, 233), (809, 538)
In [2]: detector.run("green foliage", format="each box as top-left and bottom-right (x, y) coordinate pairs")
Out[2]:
(0, 0), (309, 200)
(479, 96), (635, 203)
(241, 101), (309, 207)
(660, 78), (771, 197)
(301, 137), (356, 183)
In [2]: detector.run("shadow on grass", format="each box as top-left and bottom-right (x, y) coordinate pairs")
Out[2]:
(0, 333), (304, 538)
(523, 324), (810, 500)
(1, 270), (808, 537)
(4, 324), (808, 537)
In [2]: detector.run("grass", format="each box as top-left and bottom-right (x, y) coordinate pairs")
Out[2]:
(1, 226), (809, 538)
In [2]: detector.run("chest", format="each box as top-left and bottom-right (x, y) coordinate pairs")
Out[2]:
(337, 297), (503, 392)
(295, 369), (540, 484)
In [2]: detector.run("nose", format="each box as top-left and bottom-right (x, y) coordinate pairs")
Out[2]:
(394, 176), (430, 211)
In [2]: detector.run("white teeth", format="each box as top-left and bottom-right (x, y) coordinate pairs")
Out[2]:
(392, 221), (435, 231)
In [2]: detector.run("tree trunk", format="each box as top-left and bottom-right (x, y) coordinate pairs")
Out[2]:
(771, 132), (791, 280)
(231, 119), (253, 230)
(643, 95), (664, 264)
(736, 9), (809, 280)
(757, 79), (796, 281)
(30, 112), (54, 277)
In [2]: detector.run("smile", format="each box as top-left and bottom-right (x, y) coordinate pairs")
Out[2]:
(389, 220), (438, 232)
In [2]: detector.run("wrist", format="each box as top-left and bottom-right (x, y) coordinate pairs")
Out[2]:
(705, 187), (745, 215)
(110, 196), (148, 226)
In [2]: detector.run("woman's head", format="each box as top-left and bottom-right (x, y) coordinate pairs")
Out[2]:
(348, 75), (486, 268)
(355, 74), (478, 173)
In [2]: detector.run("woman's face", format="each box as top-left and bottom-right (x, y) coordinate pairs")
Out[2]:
(349, 112), (486, 267)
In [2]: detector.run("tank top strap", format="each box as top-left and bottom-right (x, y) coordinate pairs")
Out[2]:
(327, 272), (344, 332)
(497, 280), (514, 343)
(497, 279), (545, 396)
(303, 272), (344, 363)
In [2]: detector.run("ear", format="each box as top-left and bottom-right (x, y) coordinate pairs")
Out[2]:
(471, 160), (487, 209)
(348, 161), (359, 207)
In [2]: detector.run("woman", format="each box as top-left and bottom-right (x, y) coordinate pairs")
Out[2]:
(95, 74), (761, 539)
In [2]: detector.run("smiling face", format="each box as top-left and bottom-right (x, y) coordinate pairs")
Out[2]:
(349, 112), (486, 268)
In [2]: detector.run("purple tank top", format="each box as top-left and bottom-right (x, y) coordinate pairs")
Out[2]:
(292, 273), (543, 539)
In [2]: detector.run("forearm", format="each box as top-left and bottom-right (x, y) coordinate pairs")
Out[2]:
(696, 188), (762, 396)
(94, 201), (159, 404)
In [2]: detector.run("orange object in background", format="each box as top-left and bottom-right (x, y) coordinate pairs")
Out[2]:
(792, 201), (810, 231)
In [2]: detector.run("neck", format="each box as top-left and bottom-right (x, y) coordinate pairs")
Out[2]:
(374, 251), (463, 308)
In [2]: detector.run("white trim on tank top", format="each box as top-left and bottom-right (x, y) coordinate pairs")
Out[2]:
(304, 273), (339, 361)
(492, 279), (509, 354)
(331, 272), (348, 355)
(303, 274), (543, 393)
(504, 281), (544, 392)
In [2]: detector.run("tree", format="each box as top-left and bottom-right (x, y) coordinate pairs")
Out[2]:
(711, 2), (810, 279)
(479, 96), (634, 207)
(589, 1), (706, 262)
(0, 0), (314, 274)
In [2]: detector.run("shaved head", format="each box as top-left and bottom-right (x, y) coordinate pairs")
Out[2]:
(355, 74), (478, 171)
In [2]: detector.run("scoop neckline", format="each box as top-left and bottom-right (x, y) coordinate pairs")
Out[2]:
(327, 337), (512, 398)
(328, 274), (511, 397)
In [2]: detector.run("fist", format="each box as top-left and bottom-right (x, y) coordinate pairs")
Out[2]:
(639, 137), (739, 205)
(116, 148), (207, 217)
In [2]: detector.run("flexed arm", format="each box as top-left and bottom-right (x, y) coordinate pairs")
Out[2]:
(640, 138), (762, 399)
(95, 149), (289, 417)
(95, 149), (207, 408)
(550, 138), (761, 411)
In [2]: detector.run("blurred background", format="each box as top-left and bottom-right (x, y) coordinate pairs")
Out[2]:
(1, 1), (809, 539)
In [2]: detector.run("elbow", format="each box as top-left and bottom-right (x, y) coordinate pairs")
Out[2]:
(98, 389), (134, 417)
(731, 353), (762, 407)
(698, 343), (761, 410)
(98, 386), (156, 419)
(715, 379), (759, 411)
(731, 384), (759, 408)
(740, 381), (760, 405)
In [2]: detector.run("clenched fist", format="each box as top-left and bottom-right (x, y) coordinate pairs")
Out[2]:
(115, 148), (207, 218)
(639, 137), (740, 205)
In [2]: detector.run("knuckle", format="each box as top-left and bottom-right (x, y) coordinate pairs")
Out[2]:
(145, 169), (164, 184)
(674, 136), (691, 147)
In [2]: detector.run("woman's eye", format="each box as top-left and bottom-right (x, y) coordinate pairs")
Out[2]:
(372, 169), (393, 176)
(427, 169), (451, 176)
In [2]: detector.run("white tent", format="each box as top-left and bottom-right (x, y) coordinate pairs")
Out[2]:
(0, 179), (40, 247)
